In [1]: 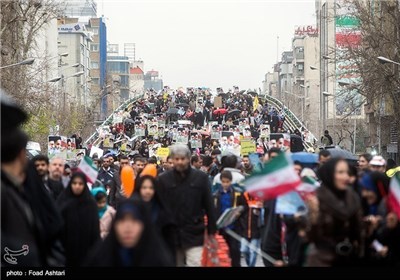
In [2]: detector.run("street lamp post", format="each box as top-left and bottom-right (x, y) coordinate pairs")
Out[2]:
(284, 90), (305, 122)
(0, 58), (35, 70)
(322, 91), (334, 138)
(377, 56), (400, 66)
(48, 71), (84, 112)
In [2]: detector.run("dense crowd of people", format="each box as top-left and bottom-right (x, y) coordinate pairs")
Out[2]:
(2, 88), (400, 268)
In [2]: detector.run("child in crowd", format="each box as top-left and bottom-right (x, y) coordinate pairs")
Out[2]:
(213, 170), (245, 267)
(91, 186), (116, 239)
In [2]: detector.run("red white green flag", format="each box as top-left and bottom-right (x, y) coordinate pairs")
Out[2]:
(388, 172), (400, 218)
(243, 152), (301, 200)
(77, 156), (99, 184)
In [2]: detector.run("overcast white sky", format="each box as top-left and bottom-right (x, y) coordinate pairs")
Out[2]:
(98, 0), (315, 90)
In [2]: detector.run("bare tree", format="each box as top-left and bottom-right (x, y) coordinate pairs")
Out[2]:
(338, 0), (400, 159)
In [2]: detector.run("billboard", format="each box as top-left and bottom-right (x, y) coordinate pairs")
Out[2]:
(335, 1), (362, 116)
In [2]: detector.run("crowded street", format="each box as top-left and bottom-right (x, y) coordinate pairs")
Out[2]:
(1, 0), (400, 274)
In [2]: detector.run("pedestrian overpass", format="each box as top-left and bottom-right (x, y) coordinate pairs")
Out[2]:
(85, 93), (318, 150)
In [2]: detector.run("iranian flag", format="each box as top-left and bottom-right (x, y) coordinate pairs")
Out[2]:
(387, 172), (400, 218)
(244, 152), (301, 200)
(77, 156), (99, 184)
(296, 176), (320, 200)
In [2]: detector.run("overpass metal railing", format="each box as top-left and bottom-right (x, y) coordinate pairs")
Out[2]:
(260, 94), (318, 150)
(86, 92), (318, 150)
(85, 93), (145, 145)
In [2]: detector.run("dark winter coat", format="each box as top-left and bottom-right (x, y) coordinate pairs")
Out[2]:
(157, 167), (217, 249)
(134, 175), (176, 257)
(97, 167), (115, 185)
(1, 170), (43, 266)
(46, 178), (64, 200)
(84, 198), (174, 267)
(57, 173), (100, 267)
(213, 187), (246, 230)
(238, 204), (265, 240)
(306, 186), (363, 266)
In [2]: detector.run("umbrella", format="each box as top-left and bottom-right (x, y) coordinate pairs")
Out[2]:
(247, 91), (258, 97)
(176, 103), (189, 108)
(324, 147), (357, 161)
(166, 108), (179, 115)
(291, 152), (318, 164)
(218, 93), (228, 98)
(227, 109), (241, 118)
(239, 90), (246, 94)
(213, 108), (228, 115)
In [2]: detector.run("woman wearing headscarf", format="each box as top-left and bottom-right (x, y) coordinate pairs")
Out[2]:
(305, 158), (364, 266)
(134, 175), (176, 258)
(91, 186), (116, 240)
(360, 171), (390, 265)
(84, 198), (174, 267)
(57, 172), (100, 267)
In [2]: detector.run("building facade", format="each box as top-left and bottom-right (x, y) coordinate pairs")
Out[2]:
(290, 28), (320, 138)
(278, 51), (294, 103)
(144, 70), (163, 92)
(316, 0), (366, 151)
(107, 56), (130, 111)
(86, 17), (107, 119)
(129, 66), (145, 97)
(57, 19), (92, 111)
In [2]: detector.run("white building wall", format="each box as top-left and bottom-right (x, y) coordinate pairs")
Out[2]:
(58, 26), (91, 109)
(129, 75), (145, 98)
(34, 18), (59, 82)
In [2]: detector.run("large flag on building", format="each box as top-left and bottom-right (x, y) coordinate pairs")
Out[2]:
(387, 172), (400, 218)
(77, 156), (99, 184)
(243, 152), (301, 200)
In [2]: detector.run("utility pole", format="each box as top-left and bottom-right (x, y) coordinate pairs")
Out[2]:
(276, 36), (279, 63)
(353, 118), (356, 154)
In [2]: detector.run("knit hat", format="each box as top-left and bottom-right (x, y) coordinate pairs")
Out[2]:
(360, 173), (377, 193)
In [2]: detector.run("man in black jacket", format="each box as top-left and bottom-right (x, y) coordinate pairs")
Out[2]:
(32, 155), (64, 201)
(47, 157), (66, 199)
(108, 155), (130, 208)
(157, 144), (217, 267)
(97, 157), (115, 185)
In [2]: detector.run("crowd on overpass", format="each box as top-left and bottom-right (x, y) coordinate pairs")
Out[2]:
(2, 87), (400, 268)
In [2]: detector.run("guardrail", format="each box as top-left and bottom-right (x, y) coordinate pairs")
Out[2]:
(260, 94), (318, 150)
(85, 93), (144, 145)
(87, 92), (318, 150)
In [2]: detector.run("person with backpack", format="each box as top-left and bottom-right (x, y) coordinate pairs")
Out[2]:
(320, 130), (333, 146)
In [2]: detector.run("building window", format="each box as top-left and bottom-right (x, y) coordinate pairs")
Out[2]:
(90, 44), (99, 52)
(92, 28), (99, 35)
(91, 61), (99, 69)
(91, 78), (99, 85)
